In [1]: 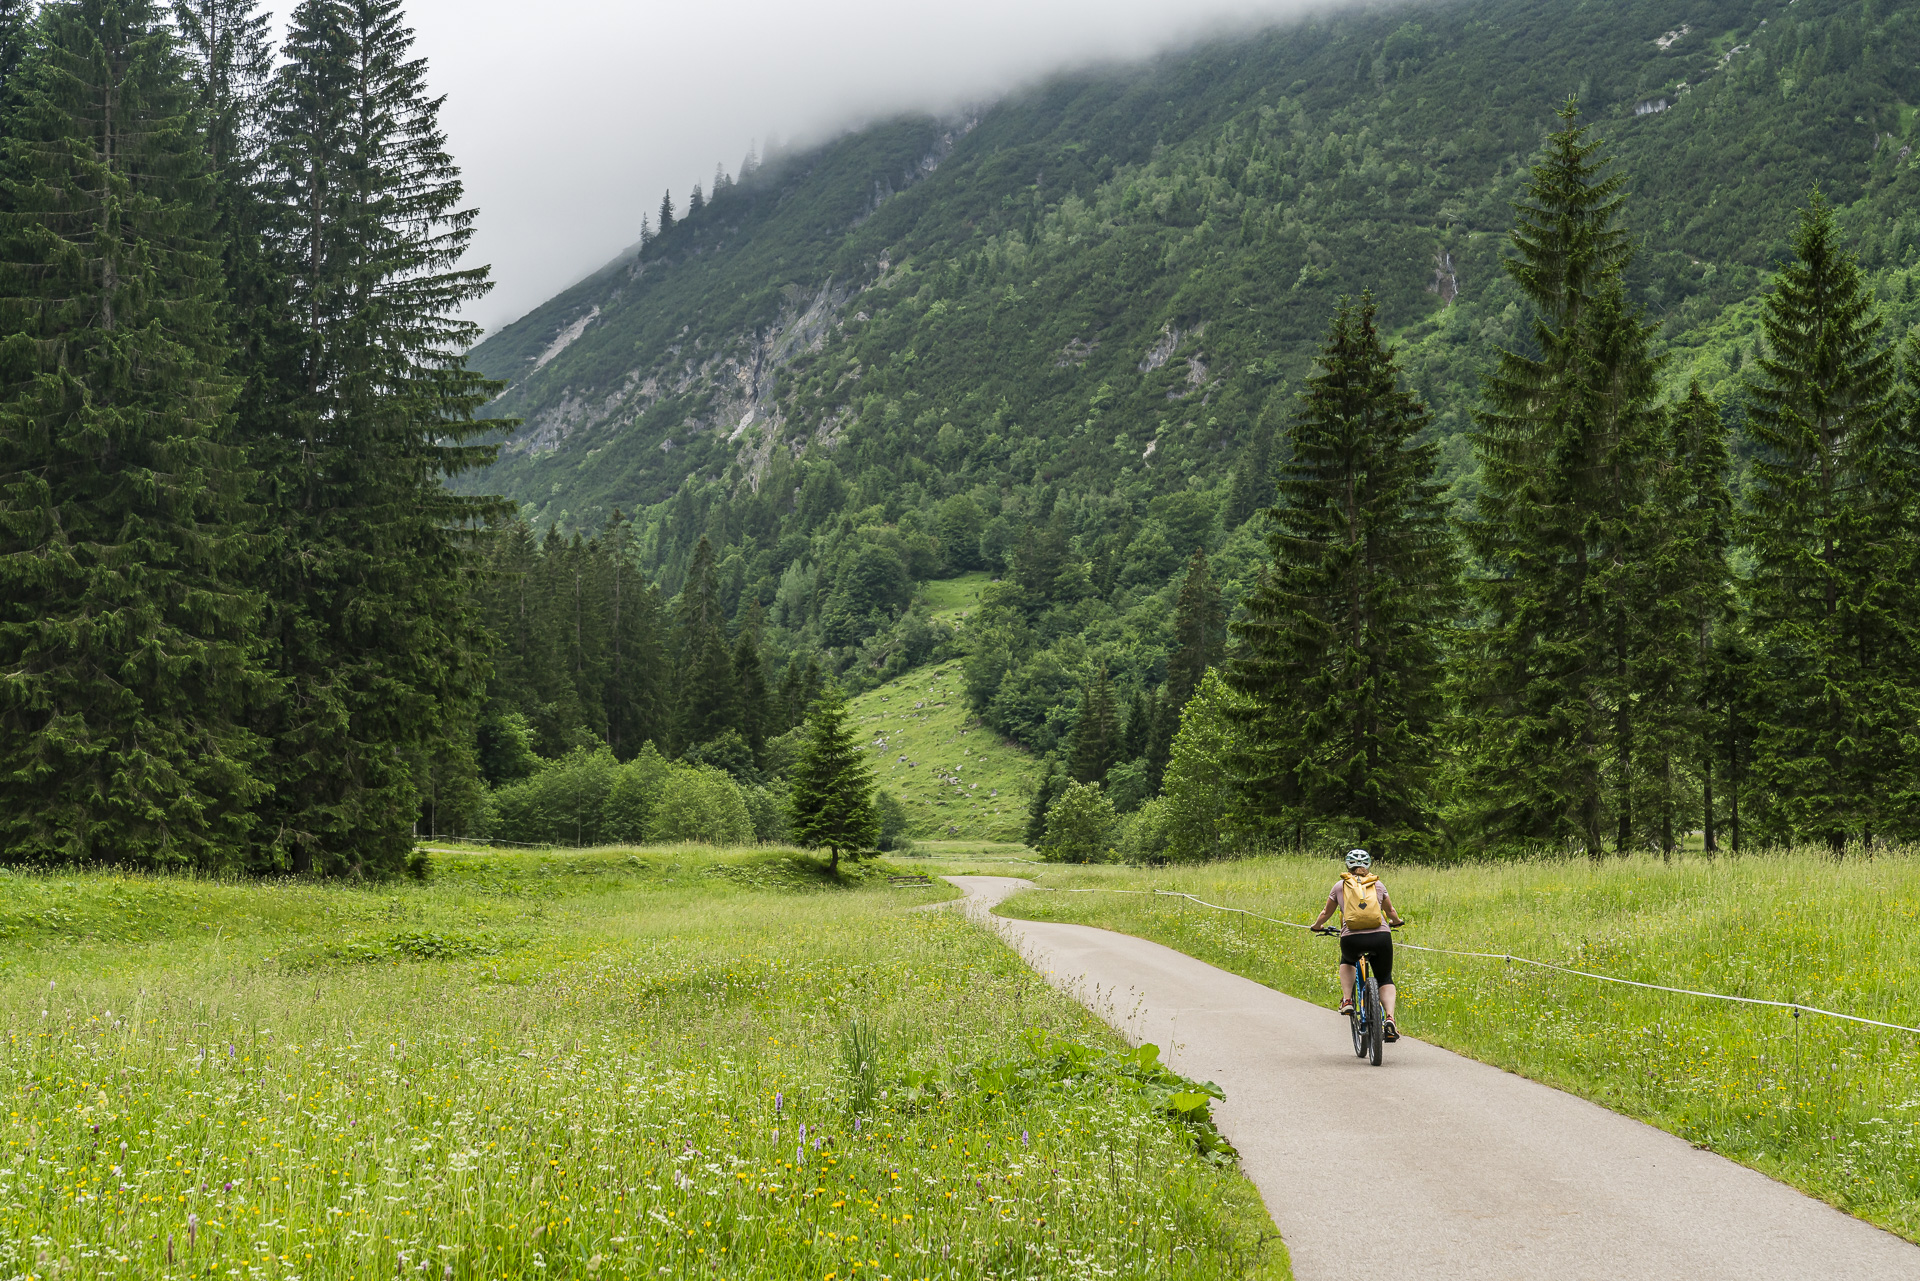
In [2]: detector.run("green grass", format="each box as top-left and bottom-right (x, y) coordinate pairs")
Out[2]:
(997, 850), (1920, 1241)
(848, 662), (1037, 843)
(913, 573), (994, 630)
(0, 847), (1285, 1280)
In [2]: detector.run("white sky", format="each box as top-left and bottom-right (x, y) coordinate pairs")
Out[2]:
(268, 0), (1356, 333)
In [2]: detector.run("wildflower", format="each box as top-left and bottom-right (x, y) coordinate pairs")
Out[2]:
(775, 1092), (783, 1113)
(187, 1213), (199, 1247)
(1022, 1131), (1030, 1147)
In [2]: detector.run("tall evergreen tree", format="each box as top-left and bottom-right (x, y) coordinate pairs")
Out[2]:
(787, 685), (877, 871)
(0, 0), (267, 867)
(1457, 103), (1659, 858)
(170, 0), (272, 274)
(1224, 392), (1282, 528)
(249, 0), (503, 875)
(1066, 665), (1120, 785)
(600, 511), (665, 759)
(1024, 761), (1065, 847)
(1165, 547), (1224, 713)
(730, 610), (771, 765)
(1741, 193), (1914, 848)
(656, 188), (674, 233)
(0, 0), (33, 115)
(1231, 296), (1458, 854)
(1630, 383), (1734, 854)
(674, 535), (733, 749)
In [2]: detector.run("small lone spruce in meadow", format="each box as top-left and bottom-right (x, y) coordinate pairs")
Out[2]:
(788, 684), (879, 870)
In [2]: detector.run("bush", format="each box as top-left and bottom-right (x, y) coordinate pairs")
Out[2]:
(485, 748), (621, 845)
(1041, 781), (1117, 863)
(646, 765), (755, 844)
(601, 743), (672, 842)
(1118, 797), (1173, 863)
(875, 790), (914, 853)
(745, 781), (792, 843)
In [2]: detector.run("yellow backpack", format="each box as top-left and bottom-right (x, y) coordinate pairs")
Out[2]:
(1339, 872), (1384, 930)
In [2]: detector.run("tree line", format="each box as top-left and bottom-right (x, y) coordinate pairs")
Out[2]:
(0, 0), (497, 876)
(1087, 104), (1918, 864)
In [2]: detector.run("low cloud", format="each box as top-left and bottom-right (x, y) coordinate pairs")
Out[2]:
(266, 0), (1365, 332)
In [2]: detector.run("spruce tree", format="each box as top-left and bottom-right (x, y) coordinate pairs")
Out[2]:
(1066, 666), (1120, 785)
(1224, 392), (1282, 528)
(600, 512), (665, 760)
(1742, 193), (1912, 848)
(1231, 296), (1457, 855)
(249, 0), (503, 876)
(730, 617), (771, 766)
(0, 0), (267, 867)
(787, 685), (877, 871)
(0, 0), (32, 114)
(657, 189), (674, 233)
(1166, 548), (1224, 713)
(170, 0), (272, 287)
(1457, 103), (1659, 858)
(1024, 761), (1065, 847)
(1630, 384), (1734, 854)
(674, 535), (733, 749)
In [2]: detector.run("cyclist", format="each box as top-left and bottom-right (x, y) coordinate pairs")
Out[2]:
(1308, 848), (1406, 1042)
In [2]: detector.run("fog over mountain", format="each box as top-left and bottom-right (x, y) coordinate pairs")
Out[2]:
(269, 0), (1365, 331)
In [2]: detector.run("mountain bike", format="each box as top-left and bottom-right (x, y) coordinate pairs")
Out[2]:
(1314, 927), (1395, 1066)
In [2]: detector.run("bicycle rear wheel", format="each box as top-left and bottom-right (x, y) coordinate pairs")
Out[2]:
(1350, 960), (1369, 1058)
(1364, 975), (1384, 1066)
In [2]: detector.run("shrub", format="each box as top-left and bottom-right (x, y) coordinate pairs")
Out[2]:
(1041, 781), (1118, 863)
(485, 748), (621, 845)
(600, 743), (672, 842)
(645, 765), (754, 844)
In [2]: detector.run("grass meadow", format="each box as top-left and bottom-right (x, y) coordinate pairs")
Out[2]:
(996, 850), (1920, 1240)
(848, 667), (1035, 845)
(0, 846), (1284, 1281)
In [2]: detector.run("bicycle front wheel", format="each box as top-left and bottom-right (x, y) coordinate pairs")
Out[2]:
(1364, 975), (1384, 1066)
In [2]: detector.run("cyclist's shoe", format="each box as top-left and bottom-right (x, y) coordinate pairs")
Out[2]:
(1383, 1019), (1400, 1042)
(1338, 999), (1354, 1016)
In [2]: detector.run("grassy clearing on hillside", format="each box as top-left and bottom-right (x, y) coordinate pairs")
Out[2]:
(999, 851), (1920, 1240)
(848, 664), (1035, 843)
(913, 574), (992, 630)
(0, 848), (1283, 1280)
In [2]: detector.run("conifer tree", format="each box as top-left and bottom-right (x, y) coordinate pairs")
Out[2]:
(1457, 103), (1659, 858)
(0, 0), (267, 867)
(249, 0), (503, 875)
(674, 536), (733, 749)
(687, 182), (703, 215)
(170, 0), (273, 284)
(731, 617), (771, 765)
(1630, 384), (1734, 854)
(1024, 761), (1065, 847)
(1066, 666), (1120, 785)
(1742, 193), (1914, 847)
(599, 512), (665, 760)
(657, 189), (674, 233)
(787, 685), (877, 871)
(0, 0), (32, 114)
(1166, 548), (1224, 713)
(1224, 393), (1282, 528)
(1231, 297), (1457, 854)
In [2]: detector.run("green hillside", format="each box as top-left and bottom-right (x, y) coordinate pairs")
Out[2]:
(454, 0), (1920, 834)
(850, 656), (1035, 842)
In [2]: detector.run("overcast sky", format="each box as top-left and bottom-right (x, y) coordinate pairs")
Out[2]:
(267, 0), (1355, 334)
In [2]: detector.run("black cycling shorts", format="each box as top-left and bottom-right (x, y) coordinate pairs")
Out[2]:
(1339, 931), (1394, 986)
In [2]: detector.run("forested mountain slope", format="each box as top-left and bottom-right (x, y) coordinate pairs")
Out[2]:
(463, 0), (1920, 769)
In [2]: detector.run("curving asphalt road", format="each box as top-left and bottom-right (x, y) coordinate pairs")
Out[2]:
(944, 874), (1919, 1281)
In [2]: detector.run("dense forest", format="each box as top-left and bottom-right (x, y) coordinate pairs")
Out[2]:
(2, 0), (1917, 874)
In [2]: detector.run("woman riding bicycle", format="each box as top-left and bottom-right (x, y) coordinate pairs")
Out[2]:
(1309, 849), (1405, 1042)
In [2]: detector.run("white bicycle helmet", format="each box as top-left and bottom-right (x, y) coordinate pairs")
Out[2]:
(1345, 848), (1372, 870)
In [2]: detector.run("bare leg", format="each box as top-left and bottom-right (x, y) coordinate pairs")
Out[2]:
(1338, 963), (1356, 1004)
(1381, 983), (1396, 1021)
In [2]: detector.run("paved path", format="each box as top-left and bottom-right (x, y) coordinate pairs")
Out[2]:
(945, 875), (1919, 1281)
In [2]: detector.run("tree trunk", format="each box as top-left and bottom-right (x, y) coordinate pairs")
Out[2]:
(829, 845), (840, 873)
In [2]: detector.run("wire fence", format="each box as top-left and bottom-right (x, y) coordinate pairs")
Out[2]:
(1038, 885), (1920, 1037)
